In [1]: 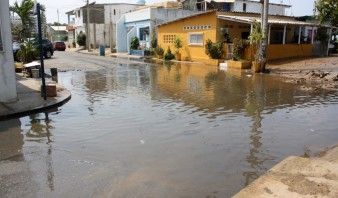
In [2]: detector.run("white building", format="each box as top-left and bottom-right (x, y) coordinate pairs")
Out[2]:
(0, 0), (17, 102)
(116, 1), (200, 53)
(182, 0), (291, 16)
(66, 2), (141, 48)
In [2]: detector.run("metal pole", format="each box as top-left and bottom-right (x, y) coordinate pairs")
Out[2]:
(86, 0), (91, 51)
(37, 3), (47, 100)
(260, 0), (269, 73)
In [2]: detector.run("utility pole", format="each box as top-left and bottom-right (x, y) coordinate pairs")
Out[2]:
(86, 0), (91, 51)
(259, 0), (269, 73)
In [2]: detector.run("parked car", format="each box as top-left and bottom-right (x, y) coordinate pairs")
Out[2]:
(37, 38), (54, 58)
(13, 42), (21, 61)
(30, 38), (54, 59)
(53, 41), (66, 51)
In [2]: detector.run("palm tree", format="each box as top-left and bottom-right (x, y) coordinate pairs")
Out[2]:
(10, 0), (35, 40)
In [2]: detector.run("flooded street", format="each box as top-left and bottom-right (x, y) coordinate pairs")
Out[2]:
(1, 55), (338, 197)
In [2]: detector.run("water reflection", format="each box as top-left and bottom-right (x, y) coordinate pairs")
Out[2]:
(25, 109), (57, 191)
(0, 119), (23, 161)
(3, 61), (337, 197)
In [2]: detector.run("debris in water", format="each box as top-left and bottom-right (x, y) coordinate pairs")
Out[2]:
(246, 74), (252, 78)
(140, 139), (145, 144)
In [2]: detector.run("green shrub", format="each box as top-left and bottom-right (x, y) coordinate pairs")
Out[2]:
(204, 39), (224, 59)
(232, 38), (247, 61)
(154, 45), (164, 56)
(130, 37), (140, 50)
(164, 47), (175, 60)
(173, 36), (183, 54)
(76, 31), (86, 46)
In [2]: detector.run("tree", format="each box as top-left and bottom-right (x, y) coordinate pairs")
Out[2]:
(10, 0), (35, 40)
(316, 0), (338, 26)
(77, 31), (86, 47)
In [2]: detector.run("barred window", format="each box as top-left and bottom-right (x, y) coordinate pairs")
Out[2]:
(163, 35), (175, 43)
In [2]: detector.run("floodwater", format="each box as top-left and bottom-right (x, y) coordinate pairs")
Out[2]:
(1, 62), (338, 198)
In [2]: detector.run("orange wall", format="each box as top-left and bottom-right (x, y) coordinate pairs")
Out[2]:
(158, 12), (218, 61)
(267, 44), (313, 60)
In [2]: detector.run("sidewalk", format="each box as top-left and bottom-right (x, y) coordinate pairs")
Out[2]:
(233, 146), (338, 197)
(0, 73), (71, 120)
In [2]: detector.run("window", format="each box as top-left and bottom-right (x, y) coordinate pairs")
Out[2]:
(0, 19), (3, 52)
(163, 35), (175, 43)
(78, 10), (80, 17)
(114, 9), (116, 15)
(188, 33), (203, 46)
(243, 3), (247, 12)
(139, 27), (149, 41)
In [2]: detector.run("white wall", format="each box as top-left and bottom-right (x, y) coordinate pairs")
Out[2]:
(0, 0), (17, 102)
(104, 4), (140, 47)
(234, 1), (287, 16)
(116, 7), (200, 52)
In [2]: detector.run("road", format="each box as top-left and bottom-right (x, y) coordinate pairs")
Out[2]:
(44, 50), (147, 72)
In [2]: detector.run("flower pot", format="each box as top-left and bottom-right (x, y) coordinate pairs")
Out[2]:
(252, 61), (261, 73)
(175, 53), (181, 61)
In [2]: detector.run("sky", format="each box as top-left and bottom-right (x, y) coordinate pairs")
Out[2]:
(8, 0), (317, 24)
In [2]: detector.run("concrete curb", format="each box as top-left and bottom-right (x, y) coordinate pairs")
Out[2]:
(0, 75), (72, 121)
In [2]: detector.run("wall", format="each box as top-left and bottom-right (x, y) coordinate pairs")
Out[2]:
(0, 0), (17, 102)
(116, 15), (127, 52)
(158, 11), (217, 61)
(104, 4), (140, 47)
(233, 1), (287, 16)
(267, 44), (313, 60)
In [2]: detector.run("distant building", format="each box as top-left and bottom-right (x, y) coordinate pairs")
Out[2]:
(0, 0), (18, 102)
(47, 25), (68, 42)
(181, 0), (291, 16)
(66, 2), (141, 48)
(116, 1), (201, 53)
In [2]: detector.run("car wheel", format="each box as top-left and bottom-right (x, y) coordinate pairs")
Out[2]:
(45, 50), (52, 59)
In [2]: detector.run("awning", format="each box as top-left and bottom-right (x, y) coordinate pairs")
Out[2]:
(217, 15), (333, 28)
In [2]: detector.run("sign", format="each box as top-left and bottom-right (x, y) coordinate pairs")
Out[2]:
(0, 19), (3, 52)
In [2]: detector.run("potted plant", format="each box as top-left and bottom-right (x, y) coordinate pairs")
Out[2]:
(228, 38), (251, 69)
(248, 21), (265, 72)
(164, 47), (175, 61)
(173, 36), (183, 61)
(154, 45), (164, 59)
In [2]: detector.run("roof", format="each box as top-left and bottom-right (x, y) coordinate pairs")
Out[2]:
(181, 0), (291, 7)
(217, 15), (333, 27)
(50, 26), (68, 31)
(157, 10), (215, 26)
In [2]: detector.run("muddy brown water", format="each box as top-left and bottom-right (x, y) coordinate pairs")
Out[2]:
(1, 62), (338, 198)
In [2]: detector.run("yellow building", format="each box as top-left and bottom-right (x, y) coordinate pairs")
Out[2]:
(157, 11), (334, 65)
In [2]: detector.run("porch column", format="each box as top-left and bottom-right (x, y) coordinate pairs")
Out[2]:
(298, 26), (302, 44)
(250, 23), (253, 44)
(283, 24), (287, 44)
(327, 28), (333, 56)
(268, 24), (271, 44)
(311, 26), (315, 44)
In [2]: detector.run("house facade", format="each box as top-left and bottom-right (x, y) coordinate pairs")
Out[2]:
(157, 11), (334, 63)
(181, 0), (290, 16)
(66, 3), (141, 48)
(116, 1), (200, 53)
(47, 26), (68, 42)
(0, 0), (17, 102)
